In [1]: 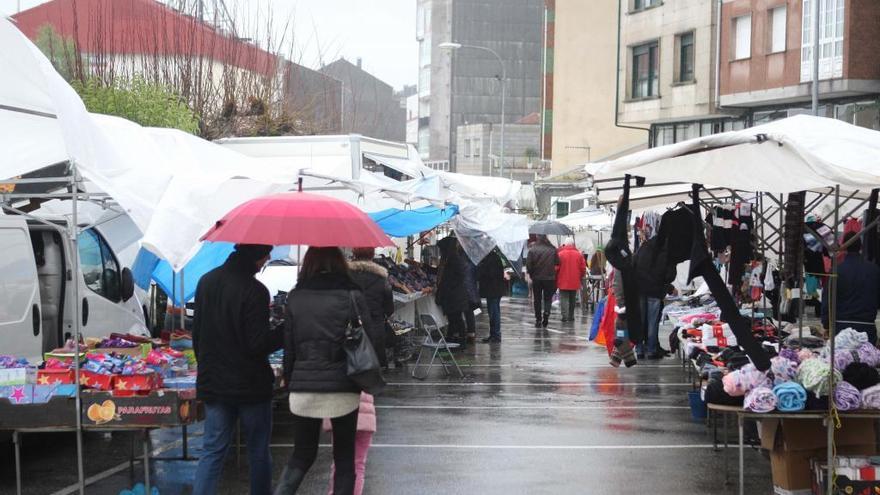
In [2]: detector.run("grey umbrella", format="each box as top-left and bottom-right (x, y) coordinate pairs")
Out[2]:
(529, 220), (574, 236)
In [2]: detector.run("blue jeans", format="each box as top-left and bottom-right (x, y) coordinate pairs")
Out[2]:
(486, 297), (501, 340)
(193, 401), (273, 495)
(638, 296), (663, 355)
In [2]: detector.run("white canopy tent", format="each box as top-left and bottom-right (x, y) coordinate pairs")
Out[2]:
(587, 115), (880, 193)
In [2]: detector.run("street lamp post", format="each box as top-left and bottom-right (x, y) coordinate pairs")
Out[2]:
(439, 42), (507, 178)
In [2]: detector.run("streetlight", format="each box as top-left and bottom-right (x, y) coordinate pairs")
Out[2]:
(439, 41), (508, 178)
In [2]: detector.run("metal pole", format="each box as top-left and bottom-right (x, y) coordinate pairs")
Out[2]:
(180, 268), (186, 330)
(811, 0), (820, 116)
(499, 62), (507, 179)
(826, 184), (840, 495)
(70, 164), (86, 495)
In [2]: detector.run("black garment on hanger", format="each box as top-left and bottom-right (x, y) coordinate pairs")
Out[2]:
(783, 192), (806, 285)
(653, 185), (772, 371)
(604, 175), (644, 342)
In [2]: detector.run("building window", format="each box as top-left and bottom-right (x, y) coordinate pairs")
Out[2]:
(676, 32), (695, 83)
(769, 6), (787, 53)
(463, 139), (471, 158)
(632, 41), (659, 98)
(732, 15), (752, 60)
(473, 138), (481, 158)
(801, 0), (844, 82)
(632, 0), (660, 12)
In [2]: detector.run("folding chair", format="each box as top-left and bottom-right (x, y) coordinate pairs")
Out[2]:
(411, 314), (464, 380)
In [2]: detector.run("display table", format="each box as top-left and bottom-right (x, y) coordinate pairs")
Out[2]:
(2, 390), (203, 495)
(706, 403), (880, 495)
(392, 291), (447, 328)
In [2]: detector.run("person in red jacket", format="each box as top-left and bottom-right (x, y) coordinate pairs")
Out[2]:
(557, 237), (587, 323)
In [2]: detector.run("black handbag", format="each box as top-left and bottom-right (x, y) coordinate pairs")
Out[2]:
(344, 292), (385, 395)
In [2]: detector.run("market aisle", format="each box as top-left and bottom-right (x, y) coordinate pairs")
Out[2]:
(0, 297), (772, 494)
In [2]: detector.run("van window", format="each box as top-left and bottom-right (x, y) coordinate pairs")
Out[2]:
(0, 229), (39, 326)
(79, 229), (121, 302)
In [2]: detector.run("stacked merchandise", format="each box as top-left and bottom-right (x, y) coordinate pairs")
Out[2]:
(0, 332), (196, 410)
(375, 257), (437, 295)
(702, 328), (880, 413)
(811, 456), (880, 492)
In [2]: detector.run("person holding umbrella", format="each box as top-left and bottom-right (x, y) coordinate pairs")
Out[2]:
(193, 243), (283, 495)
(526, 235), (559, 328)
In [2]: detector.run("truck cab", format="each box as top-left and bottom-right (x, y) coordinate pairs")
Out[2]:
(0, 215), (148, 363)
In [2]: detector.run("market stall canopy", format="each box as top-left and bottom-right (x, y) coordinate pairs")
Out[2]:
(368, 205), (459, 238)
(596, 183), (731, 209)
(452, 200), (530, 265)
(557, 209), (614, 231)
(587, 115), (880, 194)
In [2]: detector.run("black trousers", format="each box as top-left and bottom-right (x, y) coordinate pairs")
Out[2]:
(446, 311), (467, 339)
(532, 279), (556, 321)
(287, 409), (358, 495)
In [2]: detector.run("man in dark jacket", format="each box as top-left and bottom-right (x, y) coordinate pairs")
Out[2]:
(478, 249), (507, 343)
(822, 232), (880, 344)
(349, 248), (395, 367)
(193, 244), (282, 495)
(634, 237), (676, 359)
(526, 235), (559, 328)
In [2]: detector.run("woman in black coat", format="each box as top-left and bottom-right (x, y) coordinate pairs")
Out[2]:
(276, 247), (374, 495)
(348, 247), (394, 367)
(436, 236), (470, 347)
(478, 249), (506, 343)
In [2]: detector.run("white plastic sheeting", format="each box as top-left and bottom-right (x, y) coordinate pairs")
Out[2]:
(557, 209), (613, 231)
(451, 200), (529, 265)
(587, 115), (880, 194)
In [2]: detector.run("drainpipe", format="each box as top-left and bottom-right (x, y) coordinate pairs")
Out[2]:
(614, 0), (652, 145)
(714, 0), (722, 110)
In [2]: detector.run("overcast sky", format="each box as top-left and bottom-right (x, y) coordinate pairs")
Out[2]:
(1, 0), (418, 89)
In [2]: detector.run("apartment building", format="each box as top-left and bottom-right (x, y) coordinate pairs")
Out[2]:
(416, 0), (545, 173)
(617, 0), (749, 146)
(719, 0), (880, 129)
(548, 0), (647, 176)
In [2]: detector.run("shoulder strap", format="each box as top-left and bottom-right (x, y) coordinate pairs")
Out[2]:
(348, 291), (363, 325)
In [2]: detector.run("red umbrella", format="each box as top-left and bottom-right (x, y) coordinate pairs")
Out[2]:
(200, 192), (393, 247)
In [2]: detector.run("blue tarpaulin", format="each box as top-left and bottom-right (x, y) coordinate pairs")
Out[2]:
(368, 205), (458, 238)
(132, 243), (290, 306)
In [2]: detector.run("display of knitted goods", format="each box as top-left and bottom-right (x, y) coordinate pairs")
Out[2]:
(798, 349), (817, 363)
(834, 381), (863, 411)
(701, 323), (738, 348)
(861, 384), (880, 409)
(828, 343), (880, 371)
(778, 348), (801, 363)
(722, 367), (771, 397)
(836, 328), (871, 351)
(774, 382), (808, 412)
(744, 386), (777, 413)
(770, 356), (799, 385)
(842, 362), (880, 391)
(798, 359), (842, 397)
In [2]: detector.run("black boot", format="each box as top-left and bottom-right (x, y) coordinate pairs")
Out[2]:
(274, 466), (307, 495)
(542, 313), (550, 328)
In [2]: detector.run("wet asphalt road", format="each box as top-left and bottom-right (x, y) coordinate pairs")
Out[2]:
(1, 297), (772, 494)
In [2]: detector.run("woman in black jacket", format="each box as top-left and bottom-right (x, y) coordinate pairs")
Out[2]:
(275, 247), (374, 495)
(349, 248), (394, 367)
(478, 249), (506, 343)
(436, 236), (471, 347)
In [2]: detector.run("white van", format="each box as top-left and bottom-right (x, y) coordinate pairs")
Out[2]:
(0, 215), (148, 363)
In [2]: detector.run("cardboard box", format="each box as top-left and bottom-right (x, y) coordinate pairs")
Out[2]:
(761, 418), (877, 492)
(37, 369), (74, 385)
(0, 367), (36, 386)
(91, 342), (152, 358)
(79, 370), (115, 391)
